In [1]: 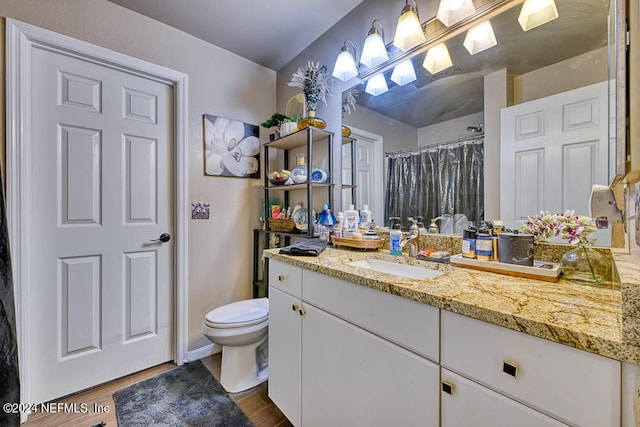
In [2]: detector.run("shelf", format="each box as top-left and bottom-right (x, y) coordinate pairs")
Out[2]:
(264, 127), (332, 150)
(265, 182), (333, 191)
(342, 135), (356, 144)
(341, 184), (357, 189)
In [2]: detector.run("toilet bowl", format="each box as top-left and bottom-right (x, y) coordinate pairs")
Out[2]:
(202, 297), (269, 393)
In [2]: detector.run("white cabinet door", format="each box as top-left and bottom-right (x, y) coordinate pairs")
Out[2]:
(301, 303), (439, 427)
(268, 287), (302, 426)
(441, 369), (567, 427)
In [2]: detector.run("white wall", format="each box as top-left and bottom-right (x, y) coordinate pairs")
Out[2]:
(0, 0), (276, 352)
(417, 112), (484, 147)
(515, 46), (608, 104)
(346, 106), (417, 154)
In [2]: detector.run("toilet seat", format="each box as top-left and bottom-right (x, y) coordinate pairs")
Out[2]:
(204, 297), (268, 329)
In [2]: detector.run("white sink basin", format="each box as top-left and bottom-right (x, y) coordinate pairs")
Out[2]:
(347, 259), (443, 280)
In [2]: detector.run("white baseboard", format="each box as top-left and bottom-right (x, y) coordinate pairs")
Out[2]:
(184, 343), (222, 362)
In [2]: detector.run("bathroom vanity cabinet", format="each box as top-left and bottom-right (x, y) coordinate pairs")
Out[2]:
(268, 260), (439, 427)
(268, 258), (623, 427)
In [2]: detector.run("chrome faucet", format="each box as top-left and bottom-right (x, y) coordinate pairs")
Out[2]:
(400, 217), (420, 257)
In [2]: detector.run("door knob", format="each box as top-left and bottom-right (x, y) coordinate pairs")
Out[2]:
(150, 233), (171, 243)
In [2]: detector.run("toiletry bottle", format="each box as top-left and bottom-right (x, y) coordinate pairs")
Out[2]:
(390, 217), (402, 256)
(475, 222), (493, 261)
(343, 204), (359, 237)
(462, 223), (477, 259)
(360, 205), (372, 229)
(317, 204), (337, 242)
(416, 216), (428, 234)
(428, 218), (439, 234)
(334, 211), (344, 238)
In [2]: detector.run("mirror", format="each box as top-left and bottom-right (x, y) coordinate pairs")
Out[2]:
(341, 0), (619, 245)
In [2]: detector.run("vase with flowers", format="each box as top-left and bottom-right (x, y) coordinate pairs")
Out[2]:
(341, 88), (358, 137)
(521, 210), (611, 285)
(288, 61), (332, 130)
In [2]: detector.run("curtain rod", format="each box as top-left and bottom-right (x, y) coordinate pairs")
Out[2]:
(385, 133), (484, 157)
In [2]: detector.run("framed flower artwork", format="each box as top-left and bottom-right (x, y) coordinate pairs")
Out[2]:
(203, 114), (260, 178)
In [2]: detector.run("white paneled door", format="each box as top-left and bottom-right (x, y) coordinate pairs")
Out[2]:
(28, 45), (174, 403)
(500, 81), (611, 245)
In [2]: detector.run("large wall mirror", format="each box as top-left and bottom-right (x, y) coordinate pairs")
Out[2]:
(341, 0), (622, 246)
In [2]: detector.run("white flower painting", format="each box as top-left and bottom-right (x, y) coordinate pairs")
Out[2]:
(203, 114), (260, 178)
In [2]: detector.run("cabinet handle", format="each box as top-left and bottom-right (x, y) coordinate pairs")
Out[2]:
(442, 381), (454, 395)
(278, 275), (285, 281)
(291, 304), (299, 311)
(298, 308), (306, 316)
(503, 360), (518, 378)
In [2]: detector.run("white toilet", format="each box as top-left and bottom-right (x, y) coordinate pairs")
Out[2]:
(202, 297), (269, 393)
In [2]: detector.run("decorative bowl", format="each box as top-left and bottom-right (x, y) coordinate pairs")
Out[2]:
(268, 170), (290, 186)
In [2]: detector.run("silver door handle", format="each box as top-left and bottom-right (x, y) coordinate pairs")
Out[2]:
(150, 233), (171, 243)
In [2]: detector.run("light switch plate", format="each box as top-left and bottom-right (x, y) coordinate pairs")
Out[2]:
(192, 202), (210, 220)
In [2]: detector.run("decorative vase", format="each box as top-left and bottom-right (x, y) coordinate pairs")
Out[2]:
(560, 240), (611, 285)
(290, 154), (307, 184)
(297, 110), (326, 130)
(342, 125), (352, 137)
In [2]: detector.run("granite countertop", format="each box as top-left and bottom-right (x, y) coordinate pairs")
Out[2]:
(264, 247), (640, 365)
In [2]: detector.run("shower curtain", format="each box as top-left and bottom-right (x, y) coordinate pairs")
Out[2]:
(0, 171), (20, 426)
(385, 139), (484, 230)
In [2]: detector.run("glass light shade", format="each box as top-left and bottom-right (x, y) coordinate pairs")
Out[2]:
(361, 32), (389, 68)
(393, 9), (426, 51)
(436, 0), (476, 27)
(518, 0), (559, 31)
(463, 21), (498, 55)
(423, 43), (453, 74)
(365, 74), (389, 96)
(332, 49), (358, 81)
(390, 59), (417, 86)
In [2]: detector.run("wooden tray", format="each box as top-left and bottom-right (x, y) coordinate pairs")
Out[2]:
(331, 236), (384, 250)
(450, 254), (561, 282)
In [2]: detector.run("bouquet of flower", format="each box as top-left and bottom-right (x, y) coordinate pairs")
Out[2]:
(288, 61), (332, 112)
(342, 88), (358, 118)
(521, 210), (597, 244)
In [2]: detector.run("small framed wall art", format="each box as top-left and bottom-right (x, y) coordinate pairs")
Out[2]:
(203, 114), (260, 178)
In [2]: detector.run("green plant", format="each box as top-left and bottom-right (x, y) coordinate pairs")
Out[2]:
(261, 113), (290, 129)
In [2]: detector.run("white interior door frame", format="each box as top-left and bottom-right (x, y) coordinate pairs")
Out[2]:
(6, 18), (189, 409)
(347, 126), (384, 221)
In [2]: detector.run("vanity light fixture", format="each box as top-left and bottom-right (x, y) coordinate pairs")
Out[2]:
(518, 0), (559, 31)
(332, 40), (358, 81)
(365, 73), (389, 96)
(390, 59), (417, 86)
(393, 0), (426, 51)
(463, 20), (498, 55)
(423, 42), (453, 74)
(361, 20), (389, 68)
(436, 0), (476, 27)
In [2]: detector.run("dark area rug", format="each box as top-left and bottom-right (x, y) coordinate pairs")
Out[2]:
(113, 360), (254, 427)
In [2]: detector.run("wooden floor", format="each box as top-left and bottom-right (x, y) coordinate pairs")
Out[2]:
(24, 353), (294, 427)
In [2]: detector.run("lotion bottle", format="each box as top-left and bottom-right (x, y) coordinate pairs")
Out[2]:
(343, 204), (359, 237)
(389, 217), (402, 256)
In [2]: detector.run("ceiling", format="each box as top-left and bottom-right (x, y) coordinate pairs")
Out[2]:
(106, 0), (365, 71)
(354, 0), (611, 128)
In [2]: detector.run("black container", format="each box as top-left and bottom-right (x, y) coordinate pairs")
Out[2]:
(498, 233), (534, 266)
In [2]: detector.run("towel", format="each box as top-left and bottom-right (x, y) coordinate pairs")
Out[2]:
(279, 238), (328, 256)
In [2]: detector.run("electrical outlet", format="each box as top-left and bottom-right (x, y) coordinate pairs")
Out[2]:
(191, 202), (210, 220)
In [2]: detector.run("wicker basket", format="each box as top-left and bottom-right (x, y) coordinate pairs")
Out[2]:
(268, 217), (297, 233)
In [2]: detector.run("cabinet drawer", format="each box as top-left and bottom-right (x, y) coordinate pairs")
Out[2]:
(269, 259), (302, 298)
(303, 269), (439, 362)
(441, 369), (567, 427)
(441, 311), (620, 427)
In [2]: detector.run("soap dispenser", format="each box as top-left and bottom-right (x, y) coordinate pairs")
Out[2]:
(389, 217), (402, 256)
(317, 204), (337, 242)
(427, 218), (439, 234)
